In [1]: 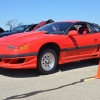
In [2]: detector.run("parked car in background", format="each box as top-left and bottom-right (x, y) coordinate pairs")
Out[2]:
(0, 20), (100, 75)
(0, 19), (54, 38)
(0, 27), (5, 33)
(0, 24), (38, 38)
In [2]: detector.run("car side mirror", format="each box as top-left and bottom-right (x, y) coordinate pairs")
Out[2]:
(68, 30), (78, 36)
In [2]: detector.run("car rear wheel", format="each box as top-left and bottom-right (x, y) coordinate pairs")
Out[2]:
(37, 49), (57, 74)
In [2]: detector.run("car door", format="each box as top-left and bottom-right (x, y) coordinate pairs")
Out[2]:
(64, 22), (98, 61)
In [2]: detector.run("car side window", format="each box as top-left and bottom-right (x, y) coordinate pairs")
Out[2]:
(88, 23), (100, 33)
(70, 24), (90, 35)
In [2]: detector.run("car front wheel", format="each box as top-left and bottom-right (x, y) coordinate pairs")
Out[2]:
(37, 49), (57, 75)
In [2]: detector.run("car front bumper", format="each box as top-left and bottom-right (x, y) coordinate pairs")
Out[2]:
(0, 52), (38, 69)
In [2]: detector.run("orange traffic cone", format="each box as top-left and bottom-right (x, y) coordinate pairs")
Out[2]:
(94, 59), (100, 79)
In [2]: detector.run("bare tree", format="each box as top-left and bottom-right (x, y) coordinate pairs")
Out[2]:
(18, 22), (23, 26)
(6, 20), (13, 27)
(12, 19), (18, 28)
(6, 19), (23, 30)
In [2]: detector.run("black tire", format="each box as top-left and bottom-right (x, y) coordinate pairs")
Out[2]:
(90, 58), (99, 63)
(37, 49), (57, 75)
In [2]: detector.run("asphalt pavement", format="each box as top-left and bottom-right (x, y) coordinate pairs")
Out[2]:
(0, 60), (100, 100)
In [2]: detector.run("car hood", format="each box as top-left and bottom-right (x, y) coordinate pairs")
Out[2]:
(0, 31), (47, 45)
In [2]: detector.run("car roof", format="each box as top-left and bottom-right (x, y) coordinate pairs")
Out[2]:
(56, 20), (86, 23)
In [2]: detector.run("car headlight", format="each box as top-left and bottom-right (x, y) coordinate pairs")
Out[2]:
(7, 44), (28, 50)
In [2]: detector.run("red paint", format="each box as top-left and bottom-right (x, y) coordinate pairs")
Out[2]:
(0, 21), (100, 69)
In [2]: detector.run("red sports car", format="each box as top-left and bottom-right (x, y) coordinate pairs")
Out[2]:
(0, 20), (100, 74)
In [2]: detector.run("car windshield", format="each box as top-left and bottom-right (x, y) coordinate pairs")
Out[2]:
(35, 22), (73, 34)
(11, 25), (30, 32)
